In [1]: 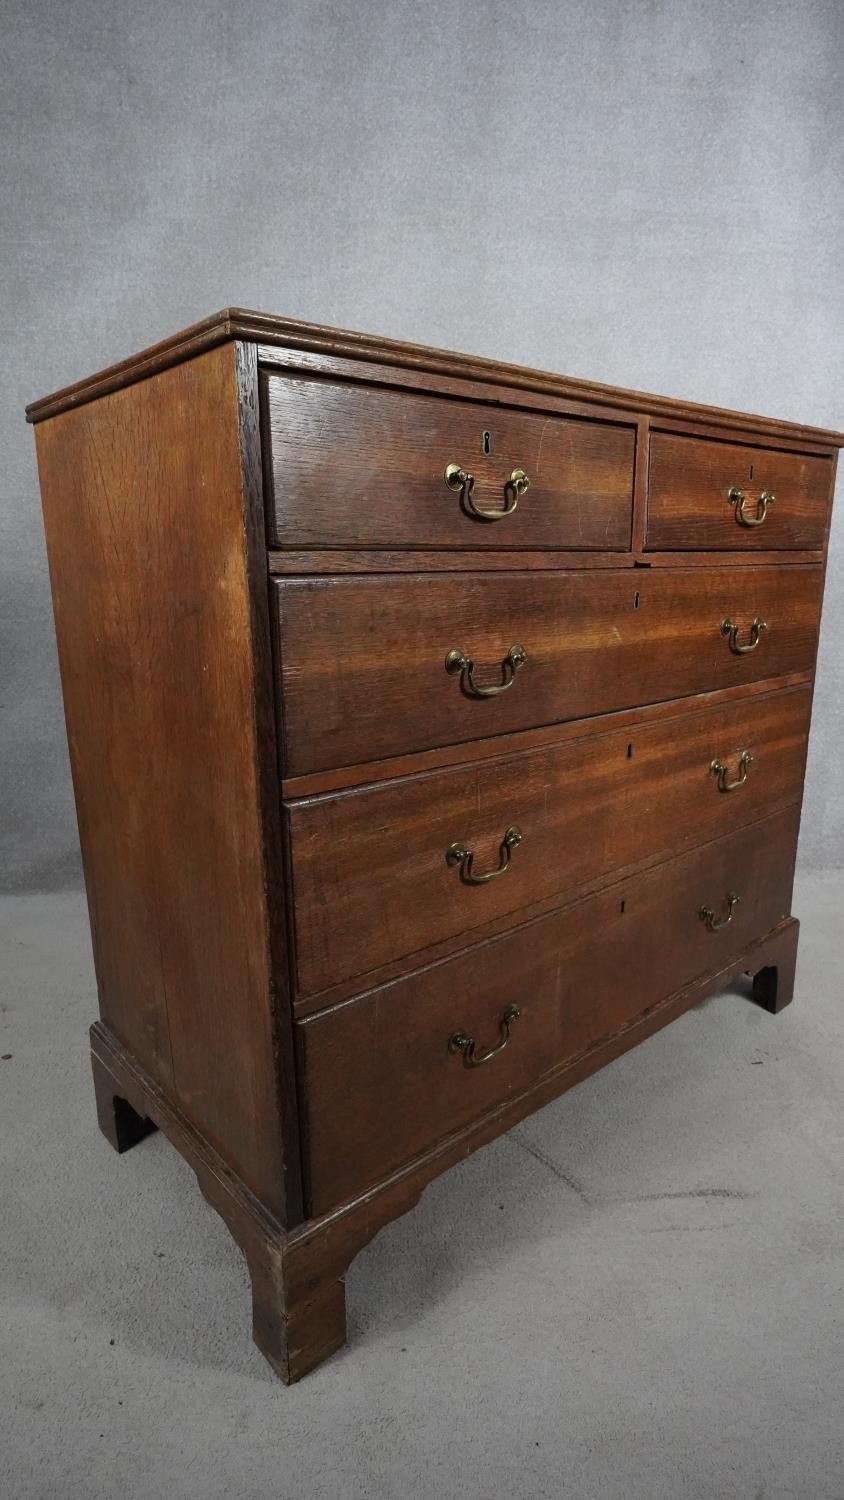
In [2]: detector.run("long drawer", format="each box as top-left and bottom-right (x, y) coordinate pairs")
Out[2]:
(646, 432), (833, 551)
(288, 684), (811, 996)
(263, 374), (635, 550)
(275, 565), (823, 775)
(297, 806), (800, 1216)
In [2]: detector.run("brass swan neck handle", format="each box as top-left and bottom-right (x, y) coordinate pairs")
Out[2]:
(445, 644), (527, 697)
(444, 462), (530, 521)
(721, 616), (767, 655)
(710, 750), (753, 792)
(699, 892), (740, 932)
(728, 486), (775, 528)
(446, 825), (523, 885)
(448, 1005), (522, 1068)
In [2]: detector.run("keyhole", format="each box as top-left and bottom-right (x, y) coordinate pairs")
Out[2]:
(482, 430), (491, 455)
(619, 898), (626, 914)
(749, 463), (754, 480)
(626, 742), (633, 759)
(633, 591), (640, 610)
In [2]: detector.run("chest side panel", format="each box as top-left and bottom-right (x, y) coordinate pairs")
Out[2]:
(35, 343), (299, 1222)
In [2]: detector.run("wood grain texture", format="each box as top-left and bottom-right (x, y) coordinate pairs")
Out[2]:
(30, 307), (838, 1385)
(268, 548), (827, 575)
(268, 548), (641, 573)
(297, 806), (801, 1216)
(90, 907), (801, 1381)
(233, 341), (304, 1219)
(281, 674), (813, 803)
(36, 344), (300, 1222)
(287, 685), (811, 996)
(647, 432), (833, 550)
(630, 416), (650, 552)
(264, 374), (634, 550)
(639, 551), (826, 569)
(257, 345), (841, 456)
(89, 1023), (344, 1384)
(26, 308), (844, 448)
(274, 565), (824, 774)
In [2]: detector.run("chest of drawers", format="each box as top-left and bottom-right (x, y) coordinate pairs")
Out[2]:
(28, 310), (841, 1383)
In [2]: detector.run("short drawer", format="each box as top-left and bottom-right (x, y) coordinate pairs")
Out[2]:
(288, 685), (811, 996)
(297, 806), (800, 1215)
(263, 374), (635, 550)
(647, 432), (833, 550)
(275, 565), (823, 775)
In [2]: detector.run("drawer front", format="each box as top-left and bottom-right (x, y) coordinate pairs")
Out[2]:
(275, 566), (823, 775)
(289, 686), (811, 996)
(647, 433), (833, 550)
(298, 806), (800, 1215)
(264, 375), (635, 550)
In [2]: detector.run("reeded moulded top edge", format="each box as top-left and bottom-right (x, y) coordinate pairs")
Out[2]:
(24, 306), (844, 447)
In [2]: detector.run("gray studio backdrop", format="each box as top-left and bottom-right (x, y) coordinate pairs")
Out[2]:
(2, 0), (842, 890)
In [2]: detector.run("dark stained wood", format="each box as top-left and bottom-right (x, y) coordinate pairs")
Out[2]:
(640, 550), (826, 568)
(647, 410), (838, 454)
(31, 310), (836, 1384)
(268, 548), (828, 574)
(233, 342), (304, 1219)
(287, 686), (811, 996)
(297, 806), (800, 1216)
(269, 548), (640, 573)
(26, 308), (844, 448)
(257, 344), (842, 457)
(89, 1025), (346, 1384)
(92, 1060), (157, 1152)
(281, 673), (814, 802)
(647, 432), (833, 550)
(751, 919), (799, 1014)
(630, 416), (651, 552)
(35, 344), (301, 1223)
(275, 565), (824, 775)
(91, 908), (800, 1383)
(264, 374), (635, 550)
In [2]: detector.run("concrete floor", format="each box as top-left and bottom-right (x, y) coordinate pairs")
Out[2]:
(1, 878), (843, 1500)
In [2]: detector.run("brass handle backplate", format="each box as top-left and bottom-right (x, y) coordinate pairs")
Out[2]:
(710, 750), (753, 792)
(446, 825), (523, 885)
(446, 644), (527, 697)
(444, 462), (530, 521)
(728, 486), (776, 527)
(448, 1004), (522, 1067)
(721, 616), (767, 655)
(699, 892), (740, 932)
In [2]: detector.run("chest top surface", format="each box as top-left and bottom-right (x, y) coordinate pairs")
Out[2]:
(25, 307), (844, 452)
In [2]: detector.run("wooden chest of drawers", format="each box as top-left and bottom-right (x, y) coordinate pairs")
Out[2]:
(28, 310), (841, 1383)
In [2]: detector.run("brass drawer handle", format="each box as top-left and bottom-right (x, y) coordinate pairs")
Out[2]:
(728, 486), (776, 527)
(444, 462), (530, 521)
(446, 824), (523, 885)
(710, 750), (753, 792)
(446, 643), (527, 697)
(721, 616), (767, 654)
(699, 892), (740, 932)
(449, 1004), (522, 1067)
